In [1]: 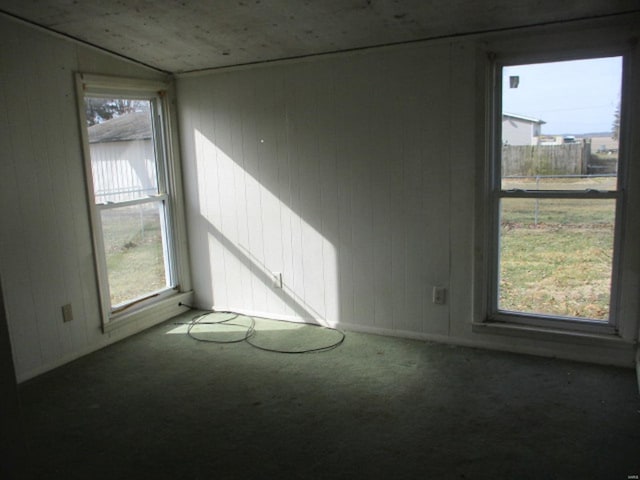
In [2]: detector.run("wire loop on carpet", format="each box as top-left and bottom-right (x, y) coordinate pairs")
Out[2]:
(177, 304), (345, 354)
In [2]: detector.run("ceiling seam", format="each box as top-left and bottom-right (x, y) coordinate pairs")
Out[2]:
(177, 8), (640, 76)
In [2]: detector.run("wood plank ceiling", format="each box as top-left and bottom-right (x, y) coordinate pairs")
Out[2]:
(0, 0), (638, 73)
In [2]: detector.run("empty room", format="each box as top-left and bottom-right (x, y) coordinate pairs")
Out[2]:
(1, 1), (640, 478)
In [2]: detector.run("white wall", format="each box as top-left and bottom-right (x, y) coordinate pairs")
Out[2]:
(0, 15), (177, 381)
(177, 17), (640, 367)
(502, 116), (535, 145)
(178, 43), (452, 334)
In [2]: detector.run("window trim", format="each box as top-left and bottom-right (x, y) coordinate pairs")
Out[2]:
(485, 51), (630, 336)
(75, 73), (191, 330)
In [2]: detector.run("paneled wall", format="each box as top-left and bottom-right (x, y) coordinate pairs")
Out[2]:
(178, 44), (454, 337)
(177, 21), (639, 366)
(0, 15), (169, 381)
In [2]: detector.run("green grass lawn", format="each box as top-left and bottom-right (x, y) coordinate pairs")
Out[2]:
(499, 227), (613, 319)
(100, 205), (168, 307)
(499, 177), (616, 320)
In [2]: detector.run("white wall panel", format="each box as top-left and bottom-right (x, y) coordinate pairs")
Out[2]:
(178, 42), (454, 333)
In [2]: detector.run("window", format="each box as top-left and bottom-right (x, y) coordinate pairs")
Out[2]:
(488, 55), (627, 333)
(77, 75), (186, 327)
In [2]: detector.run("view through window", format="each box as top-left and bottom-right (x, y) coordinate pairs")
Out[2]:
(84, 96), (174, 310)
(496, 56), (623, 323)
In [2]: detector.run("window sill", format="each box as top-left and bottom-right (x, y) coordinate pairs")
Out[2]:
(103, 290), (193, 333)
(471, 320), (636, 348)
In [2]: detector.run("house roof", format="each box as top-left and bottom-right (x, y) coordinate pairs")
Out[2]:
(503, 112), (546, 124)
(87, 112), (152, 144)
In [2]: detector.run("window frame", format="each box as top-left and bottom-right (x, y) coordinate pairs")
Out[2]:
(486, 50), (631, 336)
(76, 73), (190, 330)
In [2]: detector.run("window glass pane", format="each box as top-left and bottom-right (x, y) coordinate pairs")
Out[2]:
(85, 97), (158, 203)
(498, 198), (615, 321)
(100, 203), (170, 307)
(501, 57), (622, 190)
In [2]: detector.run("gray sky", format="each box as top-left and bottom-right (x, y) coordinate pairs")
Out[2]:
(502, 56), (622, 135)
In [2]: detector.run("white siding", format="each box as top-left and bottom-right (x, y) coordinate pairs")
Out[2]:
(0, 15), (170, 381)
(89, 140), (157, 202)
(502, 116), (535, 145)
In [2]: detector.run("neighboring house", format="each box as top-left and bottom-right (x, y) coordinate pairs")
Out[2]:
(537, 132), (618, 151)
(577, 132), (618, 152)
(502, 112), (545, 145)
(87, 111), (157, 203)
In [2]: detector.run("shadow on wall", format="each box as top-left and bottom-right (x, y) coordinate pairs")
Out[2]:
(189, 116), (340, 325)
(182, 53), (451, 334)
(201, 216), (334, 326)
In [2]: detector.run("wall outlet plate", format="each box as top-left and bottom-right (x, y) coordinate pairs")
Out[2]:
(272, 272), (283, 289)
(432, 286), (446, 305)
(62, 303), (73, 322)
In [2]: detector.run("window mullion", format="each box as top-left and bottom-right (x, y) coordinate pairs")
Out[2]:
(499, 190), (620, 200)
(96, 194), (168, 210)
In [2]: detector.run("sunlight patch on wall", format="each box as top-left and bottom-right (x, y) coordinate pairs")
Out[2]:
(193, 129), (338, 327)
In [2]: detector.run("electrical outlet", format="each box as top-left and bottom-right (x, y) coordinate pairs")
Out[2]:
(62, 303), (74, 322)
(272, 272), (283, 289)
(432, 286), (446, 305)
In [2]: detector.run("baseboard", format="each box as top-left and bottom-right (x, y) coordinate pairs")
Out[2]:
(337, 321), (636, 368)
(210, 305), (338, 327)
(208, 310), (633, 366)
(175, 304), (636, 369)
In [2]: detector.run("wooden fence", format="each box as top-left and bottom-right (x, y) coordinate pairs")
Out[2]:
(502, 143), (591, 176)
